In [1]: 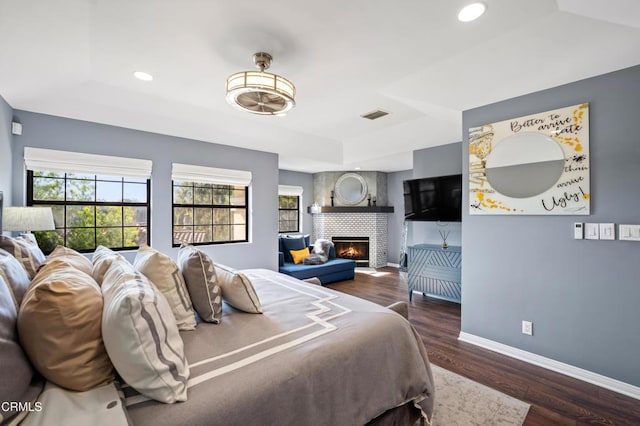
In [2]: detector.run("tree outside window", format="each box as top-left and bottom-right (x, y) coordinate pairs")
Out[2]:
(278, 195), (299, 233)
(27, 170), (150, 252)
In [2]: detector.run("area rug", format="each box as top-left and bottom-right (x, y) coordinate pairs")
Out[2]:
(430, 364), (530, 426)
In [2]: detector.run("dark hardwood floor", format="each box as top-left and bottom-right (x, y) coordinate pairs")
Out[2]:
(327, 267), (640, 426)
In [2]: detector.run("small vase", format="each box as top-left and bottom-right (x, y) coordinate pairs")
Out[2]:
(441, 241), (448, 249)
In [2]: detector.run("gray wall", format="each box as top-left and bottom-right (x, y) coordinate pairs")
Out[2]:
(0, 95), (12, 207)
(462, 65), (640, 386)
(387, 170), (412, 265)
(278, 169), (313, 236)
(11, 110), (279, 270)
(409, 143), (463, 247)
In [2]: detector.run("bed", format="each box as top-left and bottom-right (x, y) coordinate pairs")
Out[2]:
(123, 269), (435, 425)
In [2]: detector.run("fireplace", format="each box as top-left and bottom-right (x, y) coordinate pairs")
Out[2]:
(332, 237), (369, 267)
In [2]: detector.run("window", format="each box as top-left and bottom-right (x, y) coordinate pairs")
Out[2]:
(278, 185), (303, 234)
(171, 163), (252, 247)
(27, 170), (150, 251)
(278, 195), (299, 233)
(172, 182), (248, 245)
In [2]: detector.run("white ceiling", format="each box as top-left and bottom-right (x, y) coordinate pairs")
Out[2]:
(1, 0), (639, 173)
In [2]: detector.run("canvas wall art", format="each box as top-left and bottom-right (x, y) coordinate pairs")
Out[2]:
(469, 103), (589, 215)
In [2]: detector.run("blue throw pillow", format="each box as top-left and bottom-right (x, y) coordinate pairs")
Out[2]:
(278, 236), (285, 253)
(281, 237), (307, 263)
(329, 245), (336, 259)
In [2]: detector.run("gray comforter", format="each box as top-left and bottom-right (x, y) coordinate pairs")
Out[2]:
(125, 269), (435, 425)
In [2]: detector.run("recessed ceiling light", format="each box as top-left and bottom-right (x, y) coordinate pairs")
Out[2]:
(458, 2), (486, 22)
(354, 167), (361, 170)
(133, 71), (153, 81)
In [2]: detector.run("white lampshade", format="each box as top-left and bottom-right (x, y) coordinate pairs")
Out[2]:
(2, 207), (55, 233)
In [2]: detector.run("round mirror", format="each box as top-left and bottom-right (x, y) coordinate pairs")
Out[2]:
(335, 173), (368, 205)
(485, 132), (564, 198)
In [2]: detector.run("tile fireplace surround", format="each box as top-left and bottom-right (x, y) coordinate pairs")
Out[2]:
(311, 212), (389, 268)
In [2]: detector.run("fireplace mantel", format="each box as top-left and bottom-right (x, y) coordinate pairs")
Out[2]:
(307, 206), (394, 214)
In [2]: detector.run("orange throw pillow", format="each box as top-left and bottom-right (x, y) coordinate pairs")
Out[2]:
(290, 247), (310, 264)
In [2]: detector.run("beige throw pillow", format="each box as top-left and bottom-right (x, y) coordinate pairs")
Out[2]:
(17, 260), (114, 392)
(101, 259), (189, 403)
(214, 264), (262, 314)
(0, 235), (45, 279)
(45, 245), (93, 276)
(92, 245), (128, 285)
(0, 248), (31, 308)
(177, 245), (222, 323)
(134, 245), (196, 331)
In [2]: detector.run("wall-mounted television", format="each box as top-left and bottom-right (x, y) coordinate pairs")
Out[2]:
(403, 174), (462, 222)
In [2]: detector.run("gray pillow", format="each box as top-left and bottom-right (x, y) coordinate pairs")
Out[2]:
(177, 245), (222, 324)
(0, 276), (42, 424)
(303, 239), (333, 265)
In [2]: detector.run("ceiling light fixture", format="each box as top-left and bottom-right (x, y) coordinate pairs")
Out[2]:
(226, 52), (296, 116)
(133, 71), (153, 81)
(457, 2), (487, 22)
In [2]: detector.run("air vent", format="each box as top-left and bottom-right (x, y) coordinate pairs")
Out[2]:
(361, 109), (389, 120)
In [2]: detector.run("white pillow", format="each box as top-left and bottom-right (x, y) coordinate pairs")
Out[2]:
(101, 259), (189, 403)
(214, 264), (262, 314)
(20, 382), (129, 426)
(134, 245), (196, 331)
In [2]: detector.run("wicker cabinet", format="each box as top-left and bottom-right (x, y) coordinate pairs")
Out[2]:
(408, 244), (461, 303)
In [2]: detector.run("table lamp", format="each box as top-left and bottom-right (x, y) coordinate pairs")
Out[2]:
(2, 206), (55, 235)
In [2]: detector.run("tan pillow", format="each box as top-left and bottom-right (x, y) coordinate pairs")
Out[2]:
(134, 245), (196, 331)
(44, 245), (93, 276)
(214, 264), (262, 314)
(17, 260), (114, 392)
(101, 259), (189, 403)
(0, 248), (31, 308)
(92, 245), (127, 285)
(0, 235), (45, 279)
(177, 245), (222, 323)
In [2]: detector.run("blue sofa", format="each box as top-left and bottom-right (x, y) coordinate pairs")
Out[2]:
(278, 235), (355, 284)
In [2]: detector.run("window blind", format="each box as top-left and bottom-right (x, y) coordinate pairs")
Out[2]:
(172, 163), (252, 186)
(24, 147), (152, 178)
(278, 185), (303, 196)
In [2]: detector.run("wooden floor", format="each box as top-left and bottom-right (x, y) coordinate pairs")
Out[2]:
(327, 267), (640, 426)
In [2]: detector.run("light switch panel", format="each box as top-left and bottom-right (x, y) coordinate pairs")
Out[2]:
(599, 223), (615, 240)
(585, 223), (599, 240)
(619, 224), (640, 241)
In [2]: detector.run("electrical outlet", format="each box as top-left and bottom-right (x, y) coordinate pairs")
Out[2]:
(522, 320), (533, 336)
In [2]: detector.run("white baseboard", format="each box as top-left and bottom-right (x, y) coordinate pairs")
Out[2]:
(386, 262), (400, 268)
(458, 332), (640, 400)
